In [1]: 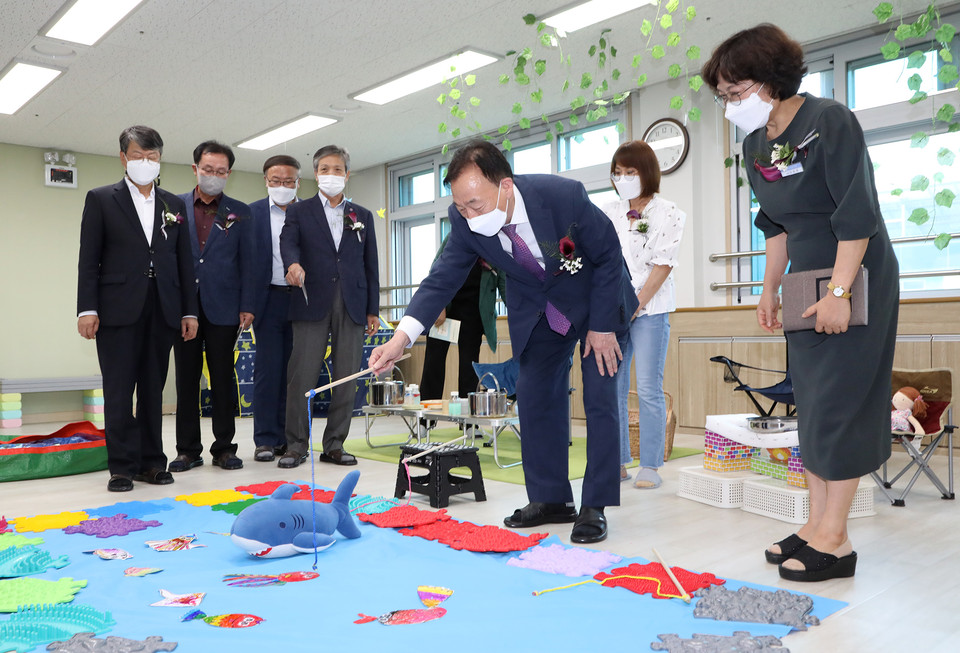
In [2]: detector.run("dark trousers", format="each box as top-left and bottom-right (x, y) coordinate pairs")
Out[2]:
(515, 318), (625, 508)
(174, 299), (239, 459)
(252, 286), (292, 449)
(96, 279), (176, 477)
(285, 284), (364, 455)
(420, 304), (484, 399)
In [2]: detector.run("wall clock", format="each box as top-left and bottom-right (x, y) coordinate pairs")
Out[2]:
(641, 118), (690, 174)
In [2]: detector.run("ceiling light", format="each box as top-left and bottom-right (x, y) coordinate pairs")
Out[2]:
(44, 0), (145, 46)
(543, 0), (656, 33)
(351, 50), (498, 105)
(0, 62), (63, 115)
(236, 114), (338, 151)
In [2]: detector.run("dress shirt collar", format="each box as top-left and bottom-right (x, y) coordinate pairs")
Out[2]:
(269, 196), (297, 211)
(504, 186), (528, 228)
(123, 176), (154, 202)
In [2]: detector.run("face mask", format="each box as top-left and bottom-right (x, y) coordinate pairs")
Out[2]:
(317, 174), (346, 197)
(197, 173), (227, 196)
(724, 84), (773, 133)
(613, 175), (642, 200)
(126, 159), (160, 186)
(466, 182), (509, 237)
(268, 184), (298, 206)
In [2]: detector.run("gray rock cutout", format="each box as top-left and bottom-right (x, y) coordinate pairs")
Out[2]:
(46, 632), (177, 652)
(692, 585), (820, 631)
(652, 631), (788, 652)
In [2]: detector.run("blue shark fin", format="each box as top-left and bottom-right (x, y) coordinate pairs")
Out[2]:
(333, 470), (362, 539)
(270, 484), (301, 500)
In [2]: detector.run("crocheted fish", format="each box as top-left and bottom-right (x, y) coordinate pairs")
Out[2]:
(182, 609), (263, 628)
(354, 585), (452, 625)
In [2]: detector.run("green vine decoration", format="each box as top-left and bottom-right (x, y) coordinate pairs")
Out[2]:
(436, 0), (704, 154)
(875, 1), (957, 250)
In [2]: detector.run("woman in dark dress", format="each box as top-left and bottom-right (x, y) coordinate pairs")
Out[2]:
(703, 24), (899, 582)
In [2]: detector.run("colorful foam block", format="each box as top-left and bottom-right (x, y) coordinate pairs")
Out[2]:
(0, 402), (22, 411)
(1, 418), (22, 428)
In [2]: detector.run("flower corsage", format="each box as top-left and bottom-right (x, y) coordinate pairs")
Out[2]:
(346, 208), (365, 242)
(754, 129), (820, 182)
(540, 225), (583, 276)
(627, 208), (649, 234)
(216, 211), (240, 235)
(159, 197), (183, 240)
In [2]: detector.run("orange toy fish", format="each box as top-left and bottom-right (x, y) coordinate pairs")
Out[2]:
(182, 609), (263, 628)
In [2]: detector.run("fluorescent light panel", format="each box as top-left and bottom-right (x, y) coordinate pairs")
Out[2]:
(353, 50), (498, 105)
(543, 0), (656, 33)
(44, 0), (144, 46)
(237, 115), (338, 151)
(0, 63), (62, 115)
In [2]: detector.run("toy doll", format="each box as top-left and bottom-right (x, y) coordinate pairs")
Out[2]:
(891, 386), (927, 435)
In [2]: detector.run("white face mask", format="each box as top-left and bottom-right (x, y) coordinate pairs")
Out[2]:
(197, 173), (227, 196)
(317, 174), (346, 197)
(126, 159), (160, 186)
(724, 83), (773, 133)
(466, 181), (509, 237)
(613, 175), (642, 200)
(267, 184), (298, 206)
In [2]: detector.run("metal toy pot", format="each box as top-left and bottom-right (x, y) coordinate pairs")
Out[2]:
(368, 367), (405, 407)
(469, 372), (509, 417)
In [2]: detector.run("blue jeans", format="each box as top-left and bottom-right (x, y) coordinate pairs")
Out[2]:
(616, 312), (670, 468)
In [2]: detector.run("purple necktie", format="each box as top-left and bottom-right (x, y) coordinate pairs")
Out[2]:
(502, 224), (571, 335)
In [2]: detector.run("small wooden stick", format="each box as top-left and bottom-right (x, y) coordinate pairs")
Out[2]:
(303, 353), (410, 397)
(652, 547), (691, 603)
(401, 434), (469, 464)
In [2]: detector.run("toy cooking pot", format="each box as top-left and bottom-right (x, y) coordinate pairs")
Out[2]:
(368, 367), (405, 407)
(469, 372), (509, 417)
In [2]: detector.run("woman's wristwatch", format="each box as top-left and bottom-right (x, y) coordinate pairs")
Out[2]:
(827, 282), (852, 299)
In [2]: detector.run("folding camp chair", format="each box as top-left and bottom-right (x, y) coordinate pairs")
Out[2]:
(710, 355), (796, 417)
(871, 368), (956, 507)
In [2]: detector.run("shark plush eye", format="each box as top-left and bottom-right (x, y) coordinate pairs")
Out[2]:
(279, 522), (286, 529)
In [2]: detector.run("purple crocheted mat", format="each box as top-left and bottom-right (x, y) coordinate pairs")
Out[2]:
(506, 543), (623, 577)
(63, 513), (162, 538)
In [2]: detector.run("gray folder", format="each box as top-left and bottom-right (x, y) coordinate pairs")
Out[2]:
(780, 265), (868, 332)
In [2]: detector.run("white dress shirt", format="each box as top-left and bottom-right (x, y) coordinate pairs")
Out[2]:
(269, 197), (294, 285)
(602, 194), (686, 316)
(124, 176), (155, 246)
(321, 192), (345, 250)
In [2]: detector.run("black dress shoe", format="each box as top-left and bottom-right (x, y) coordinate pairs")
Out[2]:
(273, 444), (287, 456)
(318, 449), (358, 466)
(765, 533), (807, 565)
(503, 502), (577, 528)
(168, 454), (203, 472)
(134, 469), (174, 485)
(212, 452), (243, 470)
(254, 445), (276, 462)
(107, 475), (133, 492)
(277, 452), (307, 468)
(570, 506), (607, 544)
(778, 545), (857, 582)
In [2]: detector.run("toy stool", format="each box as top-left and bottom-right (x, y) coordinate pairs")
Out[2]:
(394, 442), (486, 508)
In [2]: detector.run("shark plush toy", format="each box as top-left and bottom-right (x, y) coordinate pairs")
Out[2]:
(230, 470), (362, 558)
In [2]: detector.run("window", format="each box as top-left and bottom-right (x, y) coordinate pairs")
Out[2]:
(588, 188), (618, 208)
(509, 142), (552, 174)
(560, 122), (622, 171)
(398, 169), (435, 207)
(848, 43), (959, 110)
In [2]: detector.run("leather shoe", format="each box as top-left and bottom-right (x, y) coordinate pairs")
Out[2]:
(570, 506), (607, 544)
(503, 502), (577, 528)
(318, 449), (357, 466)
(212, 452), (243, 470)
(278, 452), (307, 469)
(134, 469), (174, 485)
(168, 455), (203, 473)
(254, 445), (276, 462)
(107, 475), (133, 492)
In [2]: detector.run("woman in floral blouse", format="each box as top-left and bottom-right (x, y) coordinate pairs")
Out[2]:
(603, 141), (686, 490)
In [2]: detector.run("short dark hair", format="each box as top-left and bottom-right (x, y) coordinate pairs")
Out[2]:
(702, 23), (807, 101)
(443, 139), (513, 187)
(263, 155), (301, 175)
(610, 141), (660, 198)
(313, 145), (350, 173)
(119, 125), (163, 155)
(193, 140), (236, 169)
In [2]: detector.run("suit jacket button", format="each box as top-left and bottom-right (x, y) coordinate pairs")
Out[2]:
(149, 249), (154, 254)
(199, 258), (204, 263)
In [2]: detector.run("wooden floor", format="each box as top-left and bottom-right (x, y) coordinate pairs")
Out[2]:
(4, 416), (959, 651)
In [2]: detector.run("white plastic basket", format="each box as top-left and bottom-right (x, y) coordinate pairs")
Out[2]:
(741, 476), (876, 524)
(677, 466), (756, 508)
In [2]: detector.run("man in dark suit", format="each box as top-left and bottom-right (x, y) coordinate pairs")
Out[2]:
(77, 125), (199, 492)
(248, 155), (301, 462)
(279, 145), (380, 468)
(370, 139), (636, 543)
(168, 141), (256, 473)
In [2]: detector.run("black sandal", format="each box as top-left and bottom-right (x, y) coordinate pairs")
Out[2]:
(778, 545), (857, 582)
(765, 533), (807, 565)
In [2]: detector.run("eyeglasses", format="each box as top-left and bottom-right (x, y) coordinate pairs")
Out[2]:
(266, 178), (299, 188)
(197, 166), (230, 177)
(610, 174), (638, 182)
(714, 81), (760, 107)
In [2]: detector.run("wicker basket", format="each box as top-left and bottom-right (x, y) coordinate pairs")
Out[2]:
(628, 390), (676, 464)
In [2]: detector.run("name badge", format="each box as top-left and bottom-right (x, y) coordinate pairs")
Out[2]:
(781, 162), (803, 177)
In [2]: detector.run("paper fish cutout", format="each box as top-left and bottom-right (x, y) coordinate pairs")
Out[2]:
(182, 609), (263, 628)
(222, 571), (319, 587)
(355, 585), (452, 626)
(151, 589), (205, 607)
(125, 567), (162, 577)
(145, 535), (206, 551)
(84, 548), (132, 560)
